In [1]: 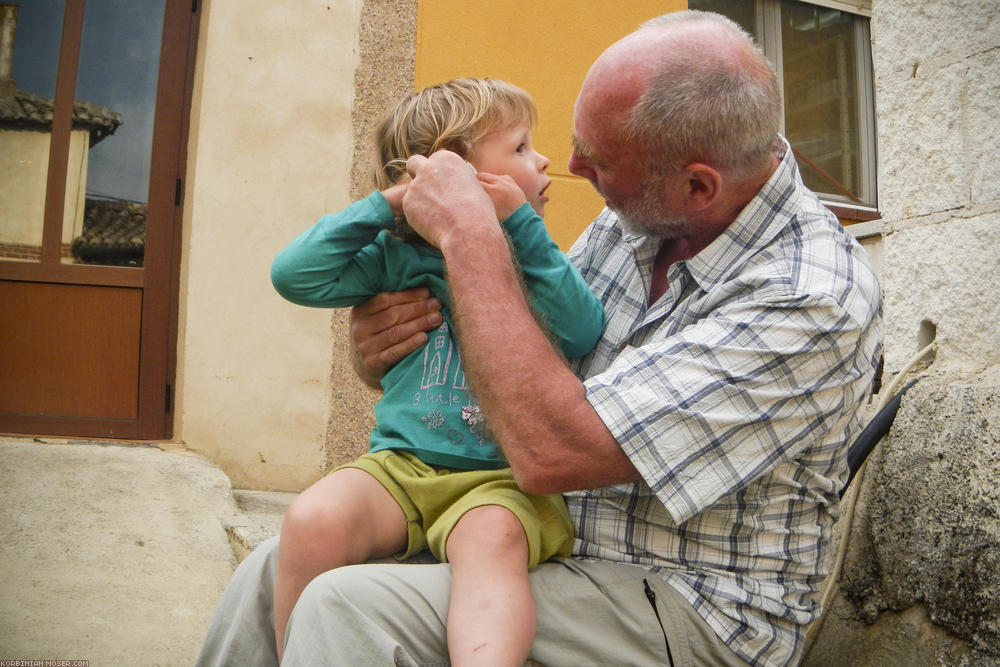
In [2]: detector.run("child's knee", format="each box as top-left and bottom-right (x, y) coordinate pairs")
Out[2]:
(281, 492), (333, 542)
(448, 505), (527, 560)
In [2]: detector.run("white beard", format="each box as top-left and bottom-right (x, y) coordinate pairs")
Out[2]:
(607, 178), (690, 239)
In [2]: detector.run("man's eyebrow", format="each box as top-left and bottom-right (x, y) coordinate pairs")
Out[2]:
(571, 134), (603, 165)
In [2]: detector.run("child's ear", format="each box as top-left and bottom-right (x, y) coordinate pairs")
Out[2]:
(439, 138), (472, 159)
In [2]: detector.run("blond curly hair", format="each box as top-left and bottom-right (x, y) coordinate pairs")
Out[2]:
(372, 77), (538, 191)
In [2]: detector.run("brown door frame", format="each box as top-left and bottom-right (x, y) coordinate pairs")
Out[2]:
(0, 0), (200, 440)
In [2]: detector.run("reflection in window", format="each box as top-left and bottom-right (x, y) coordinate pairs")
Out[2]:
(689, 0), (877, 210)
(0, 1), (65, 262)
(67, 0), (166, 266)
(781, 2), (869, 206)
(0, 1), (165, 267)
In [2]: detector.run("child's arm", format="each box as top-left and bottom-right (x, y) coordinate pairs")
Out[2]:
(502, 205), (605, 359)
(470, 174), (604, 359)
(474, 173), (603, 359)
(271, 189), (402, 308)
(477, 173), (528, 223)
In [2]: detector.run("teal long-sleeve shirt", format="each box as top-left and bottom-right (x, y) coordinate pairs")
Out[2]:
(272, 191), (605, 469)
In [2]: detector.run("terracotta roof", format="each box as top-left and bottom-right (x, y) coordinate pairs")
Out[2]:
(71, 198), (145, 267)
(0, 89), (122, 145)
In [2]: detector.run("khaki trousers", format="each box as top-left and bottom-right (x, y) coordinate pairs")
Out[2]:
(195, 536), (748, 666)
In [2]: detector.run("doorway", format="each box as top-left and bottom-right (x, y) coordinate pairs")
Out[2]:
(0, 0), (199, 439)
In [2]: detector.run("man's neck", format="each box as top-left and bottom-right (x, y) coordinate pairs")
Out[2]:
(647, 154), (780, 304)
(649, 237), (696, 304)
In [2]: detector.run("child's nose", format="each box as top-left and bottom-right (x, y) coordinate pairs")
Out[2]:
(537, 152), (550, 171)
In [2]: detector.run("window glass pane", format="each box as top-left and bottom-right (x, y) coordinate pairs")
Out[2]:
(780, 0), (866, 204)
(678, 1), (877, 210)
(66, 0), (165, 266)
(0, 0), (66, 263)
(687, 0), (756, 38)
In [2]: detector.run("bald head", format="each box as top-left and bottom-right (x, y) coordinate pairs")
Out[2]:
(580, 10), (782, 180)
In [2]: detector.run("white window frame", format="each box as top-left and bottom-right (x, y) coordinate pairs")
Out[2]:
(759, 0), (877, 217)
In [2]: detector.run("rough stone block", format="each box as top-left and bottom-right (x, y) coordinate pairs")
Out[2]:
(841, 375), (1000, 659)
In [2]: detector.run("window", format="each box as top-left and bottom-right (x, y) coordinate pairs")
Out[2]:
(690, 0), (878, 216)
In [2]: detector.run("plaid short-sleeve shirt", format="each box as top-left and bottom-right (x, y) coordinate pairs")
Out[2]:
(565, 143), (883, 666)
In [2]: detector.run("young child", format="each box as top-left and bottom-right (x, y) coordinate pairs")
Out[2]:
(270, 77), (605, 665)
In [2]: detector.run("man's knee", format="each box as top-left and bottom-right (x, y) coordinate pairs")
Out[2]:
(286, 563), (453, 665)
(296, 564), (364, 610)
(291, 563), (452, 637)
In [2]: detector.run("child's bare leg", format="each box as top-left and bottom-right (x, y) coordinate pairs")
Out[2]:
(274, 467), (407, 662)
(445, 505), (534, 666)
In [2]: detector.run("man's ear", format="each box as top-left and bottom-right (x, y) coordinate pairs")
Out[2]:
(682, 162), (722, 211)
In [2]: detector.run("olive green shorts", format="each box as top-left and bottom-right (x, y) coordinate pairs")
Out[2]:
(340, 449), (573, 567)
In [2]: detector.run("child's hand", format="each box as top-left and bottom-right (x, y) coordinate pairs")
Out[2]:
(477, 172), (527, 222)
(381, 178), (411, 215)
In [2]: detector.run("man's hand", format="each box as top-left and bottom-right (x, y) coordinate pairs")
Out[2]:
(349, 289), (443, 389)
(403, 151), (498, 250)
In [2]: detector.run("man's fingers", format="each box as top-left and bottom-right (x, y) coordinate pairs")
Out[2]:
(373, 331), (430, 369)
(352, 287), (429, 316)
(351, 292), (441, 338)
(348, 290), (443, 388)
(360, 308), (442, 350)
(405, 153), (429, 178)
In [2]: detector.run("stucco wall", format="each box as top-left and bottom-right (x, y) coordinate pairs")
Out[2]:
(177, 0), (364, 491)
(804, 1), (1000, 664)
(0, 128), (88, 249)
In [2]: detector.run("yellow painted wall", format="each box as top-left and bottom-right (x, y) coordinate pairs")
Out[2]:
(415, 1), (685, 250)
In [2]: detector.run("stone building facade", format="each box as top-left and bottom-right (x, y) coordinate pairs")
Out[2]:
(803, 1), (1000, 664)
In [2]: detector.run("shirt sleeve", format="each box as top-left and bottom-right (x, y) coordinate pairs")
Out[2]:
(584, 285), (872, 524)
(502, 203), (606, 359)
(270, 192), (395, 307)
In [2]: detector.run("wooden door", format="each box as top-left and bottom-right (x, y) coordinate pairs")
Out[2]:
(0, 0), (199, 439)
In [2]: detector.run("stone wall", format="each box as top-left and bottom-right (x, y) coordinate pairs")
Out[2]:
(804, 1), (1000, 664)
(320, 0), (418, 473)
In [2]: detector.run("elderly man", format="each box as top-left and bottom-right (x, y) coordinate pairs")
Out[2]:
(197, 10), (881, 666)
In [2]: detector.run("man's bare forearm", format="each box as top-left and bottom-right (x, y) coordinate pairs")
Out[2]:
(398, 150), (637, 491)
(438, 222), (639, 494)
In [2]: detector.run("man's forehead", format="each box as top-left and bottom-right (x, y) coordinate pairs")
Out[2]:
(571, 102), (628, 168)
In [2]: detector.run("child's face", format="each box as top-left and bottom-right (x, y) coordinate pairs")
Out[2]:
(469, 122), (551, 217)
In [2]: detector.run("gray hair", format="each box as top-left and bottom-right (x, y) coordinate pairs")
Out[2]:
(625, 10), (782, 179)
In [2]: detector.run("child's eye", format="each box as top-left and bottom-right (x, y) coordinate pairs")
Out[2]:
(516, 143), (526, 153)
